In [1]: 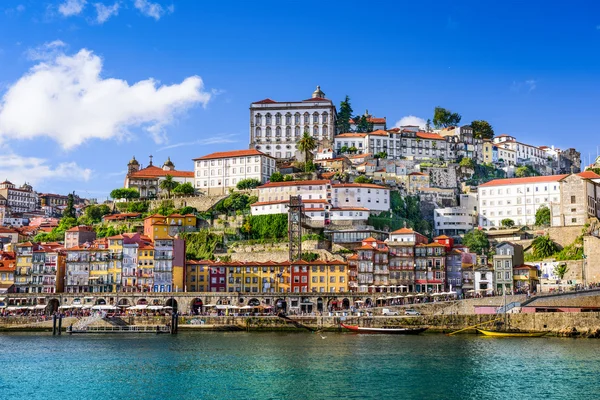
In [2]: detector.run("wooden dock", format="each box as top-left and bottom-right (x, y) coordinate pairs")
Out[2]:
(68, 325), (171, 334)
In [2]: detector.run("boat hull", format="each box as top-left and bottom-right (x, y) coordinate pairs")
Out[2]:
(341, 323), (427, 335)
(477, 329), (547, 337)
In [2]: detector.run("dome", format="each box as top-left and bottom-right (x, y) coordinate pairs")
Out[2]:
(312, 85), (325, 99)
(128, 156), (139, 165)
(163, 157), (175, 168)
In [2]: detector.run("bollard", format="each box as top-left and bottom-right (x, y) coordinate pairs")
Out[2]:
(52, 314), (57, 336)
(57, 314), (62, 336)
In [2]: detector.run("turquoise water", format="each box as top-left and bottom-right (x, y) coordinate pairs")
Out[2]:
(0, 332), (599, 399)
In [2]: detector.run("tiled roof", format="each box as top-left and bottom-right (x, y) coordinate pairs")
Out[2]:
(416, 131), (444, 140)
(347, 153), (372, 159)
(409, 172), (427, 176)
(575, 171), (600, 180)
(253, 98), (277, 104)
(390, 228), (416, 234)
(332, 183), (388, 189)
(434, 235), (451, 240)
(479, 174), (568, 187)
(66, 225), (94, 233)
(368, 129), (388, 137)
(302, 97), (332, 103)
(193, 149), (273, 161)
(102, 213), (142, 221)
(335, 133), (367, 138)
(259, 179), (330, 188)
(128, 165), (193, 179)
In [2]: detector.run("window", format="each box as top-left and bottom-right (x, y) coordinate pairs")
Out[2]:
(571, 196), (576, 204)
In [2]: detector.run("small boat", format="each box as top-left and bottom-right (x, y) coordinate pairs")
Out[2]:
(341, 323), (427, 335)
(477, 329), (547, 337)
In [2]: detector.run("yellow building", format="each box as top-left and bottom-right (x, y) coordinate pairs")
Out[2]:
(0, 259), (15, 290)
(136, 243), (155, 292)
(107, 235), (124, 292)
(483, 140), (494, 164)
(14, 242), (33, 292)
(186, 260), (211, 292)
(309, 261), (348, 293)
(144, 213), (197, 241)
(513, 265), (539, 292)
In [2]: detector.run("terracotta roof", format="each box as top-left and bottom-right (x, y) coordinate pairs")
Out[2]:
(320, 172), (336, 179)
(253, 98), (277, 104)
(479, 174), (568, 187)
(103, 213), (142, 221)
(251, 200), (289, 207)
(416, 131), (444, 140)
(390, 228), (416, 234)
(336, 133), (367, 138)
(575, 171), (600, 180)
(362, 237), (378, 242)
(434, 235), (451, 240)
(514, 264), (537, 270)
(332, 183), (388, 189)
(128, 165), (193, 179)
(302, 97), (332, 103)
(347, 153), (372, 159)
(368, 129), (388, 137)
(66, 225), (94, 233)
(259, 180), (330, 188)
(409, 172), (427, 176)
(193, 149), (273, 161)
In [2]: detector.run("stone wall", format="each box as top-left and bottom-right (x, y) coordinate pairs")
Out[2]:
(223, 240), (343, 263)
(546, 225), (583, 249)
(584, 235), (600, 283)
(148, 195), (228, 212)
(424, 164), (459, 189)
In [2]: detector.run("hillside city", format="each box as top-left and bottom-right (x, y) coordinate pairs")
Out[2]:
(2, 86), (600, 314)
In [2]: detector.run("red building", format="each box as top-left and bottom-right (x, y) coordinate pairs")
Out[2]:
(290, 261), (310, 293)
(209, 265), (226, 292)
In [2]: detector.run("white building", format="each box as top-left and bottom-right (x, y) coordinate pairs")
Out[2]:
(249, 86), (337, 159)
(125, 156), (194, 199)
(493, 135), (546, 165)
(251, 180), (389, 225)
(478, 172), (600, 228)
(434, 207), (477, 236)
(331, 183), (389, 212)
(193, 149), (276, 195)
(0, 181), (38, 214)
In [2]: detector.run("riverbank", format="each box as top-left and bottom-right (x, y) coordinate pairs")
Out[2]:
(2, 313), (600, 337)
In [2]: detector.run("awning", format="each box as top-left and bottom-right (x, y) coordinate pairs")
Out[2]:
(240, 305), (254, 310)
(58, 305), (73, 309)
(35, 305), (47, 309)
(128, 305), (148, 310)
(91, 305), (117, 310)
(147, 305), (163, 310)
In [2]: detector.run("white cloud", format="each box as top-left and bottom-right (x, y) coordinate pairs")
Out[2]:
(394, 115), (427, 129)
(511, 79), (537, 93)
(157, 134), (239, 152)
(25, 40), (67, 61)
(0, 153), (91, 186)
(94, 2), (119, 24)
(0, 45), (212, 149)
(525, 79), (537, 92)
(58, 0), (87, 17)
(134, 0), (171, 20)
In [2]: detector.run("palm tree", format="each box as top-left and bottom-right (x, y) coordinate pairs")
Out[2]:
(532, 235), (557, 259)
(159, 174), (178, 198)
(297, 132), (317, 172)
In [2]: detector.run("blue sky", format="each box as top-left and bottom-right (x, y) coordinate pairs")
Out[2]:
(0, 0), (599, 200)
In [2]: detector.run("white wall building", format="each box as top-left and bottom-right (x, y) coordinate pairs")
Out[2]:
(249, 86), (337, 159)
(193, 149), (276, 195)
(331, 183), (389, 212)
(434, 207), (477, 236)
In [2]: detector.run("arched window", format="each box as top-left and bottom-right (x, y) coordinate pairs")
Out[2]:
(265, 113), (272, 125)
(295, 126), (300, 137)
(286, 126), (291, 137)
(304, 112), (309, 124)
(255, 127), (261, 137)
(313, 112), (319, 123)
(322, 112), (328, 124)
(266, 127), (271, 137)
(285, 113), (292, 125)
(295, 113), (300, 124)
(275, 113), (281, 125)
(255, 114), (262, 125)
(276, 126), (281, 137)
(313, 126), (318, 136)
(322, 125), (328, 136)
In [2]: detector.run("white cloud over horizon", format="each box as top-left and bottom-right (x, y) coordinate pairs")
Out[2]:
(94, 2), (119, 24)
(157, 134), (239, 152)
(0, 153), (92, 186)
(134, 0), (172, 20)
(0, 44), (212, 149)
(394, 115), (427, 129)
(58, 0), (87, 17)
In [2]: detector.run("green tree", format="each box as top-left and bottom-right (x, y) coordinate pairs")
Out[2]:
(283, 174), (294, 182)
(270, 171), (284, 182)
(110, 188), (140, 201)
(470, 120), (494, 140)
(463, 229), (490, 255)
(354, 175), (373, 184)
(348, 146), (358, 153)
(236, 178), (261, 190)
(63, 193), (75, 218)
(433, 106), (462, 128)
(155, 200), (176, 216)
(297, 132), (317, 167)
(340, 145), (349, 154)
(179, 206), (197, 215)
(80, 204), (111, 224)
(172, 182), (195, 196)
(425, 119), (432, 132)
(336, 95), (353, 134)
(301, 252), (319, 262)
(459, 157), (475, 169)
(554, 263), (569, 279)
(374, 151), (387, 159)
(159, 175), (179, 198)
(501, 218), (515, 228)
(532, 235), (558, 259)
(535, 205), (551, 226)
(353, 115), (374, 133)
(516, 165), (539, 178)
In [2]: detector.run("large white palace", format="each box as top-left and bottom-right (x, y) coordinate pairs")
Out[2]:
(249, 86), (338, 160)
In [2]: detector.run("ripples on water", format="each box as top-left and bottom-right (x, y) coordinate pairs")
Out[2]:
(0, 332), (599, 400)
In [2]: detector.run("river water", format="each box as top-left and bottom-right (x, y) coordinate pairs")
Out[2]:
(0, 332), (598, 400)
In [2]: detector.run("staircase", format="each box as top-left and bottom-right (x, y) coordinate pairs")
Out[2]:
(72, 314), (105, 330)
(496, 301), (520, 314)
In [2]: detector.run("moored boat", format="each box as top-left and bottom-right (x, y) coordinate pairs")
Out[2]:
(477, 329), (547, 337)
(341, 323), (427, 334)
